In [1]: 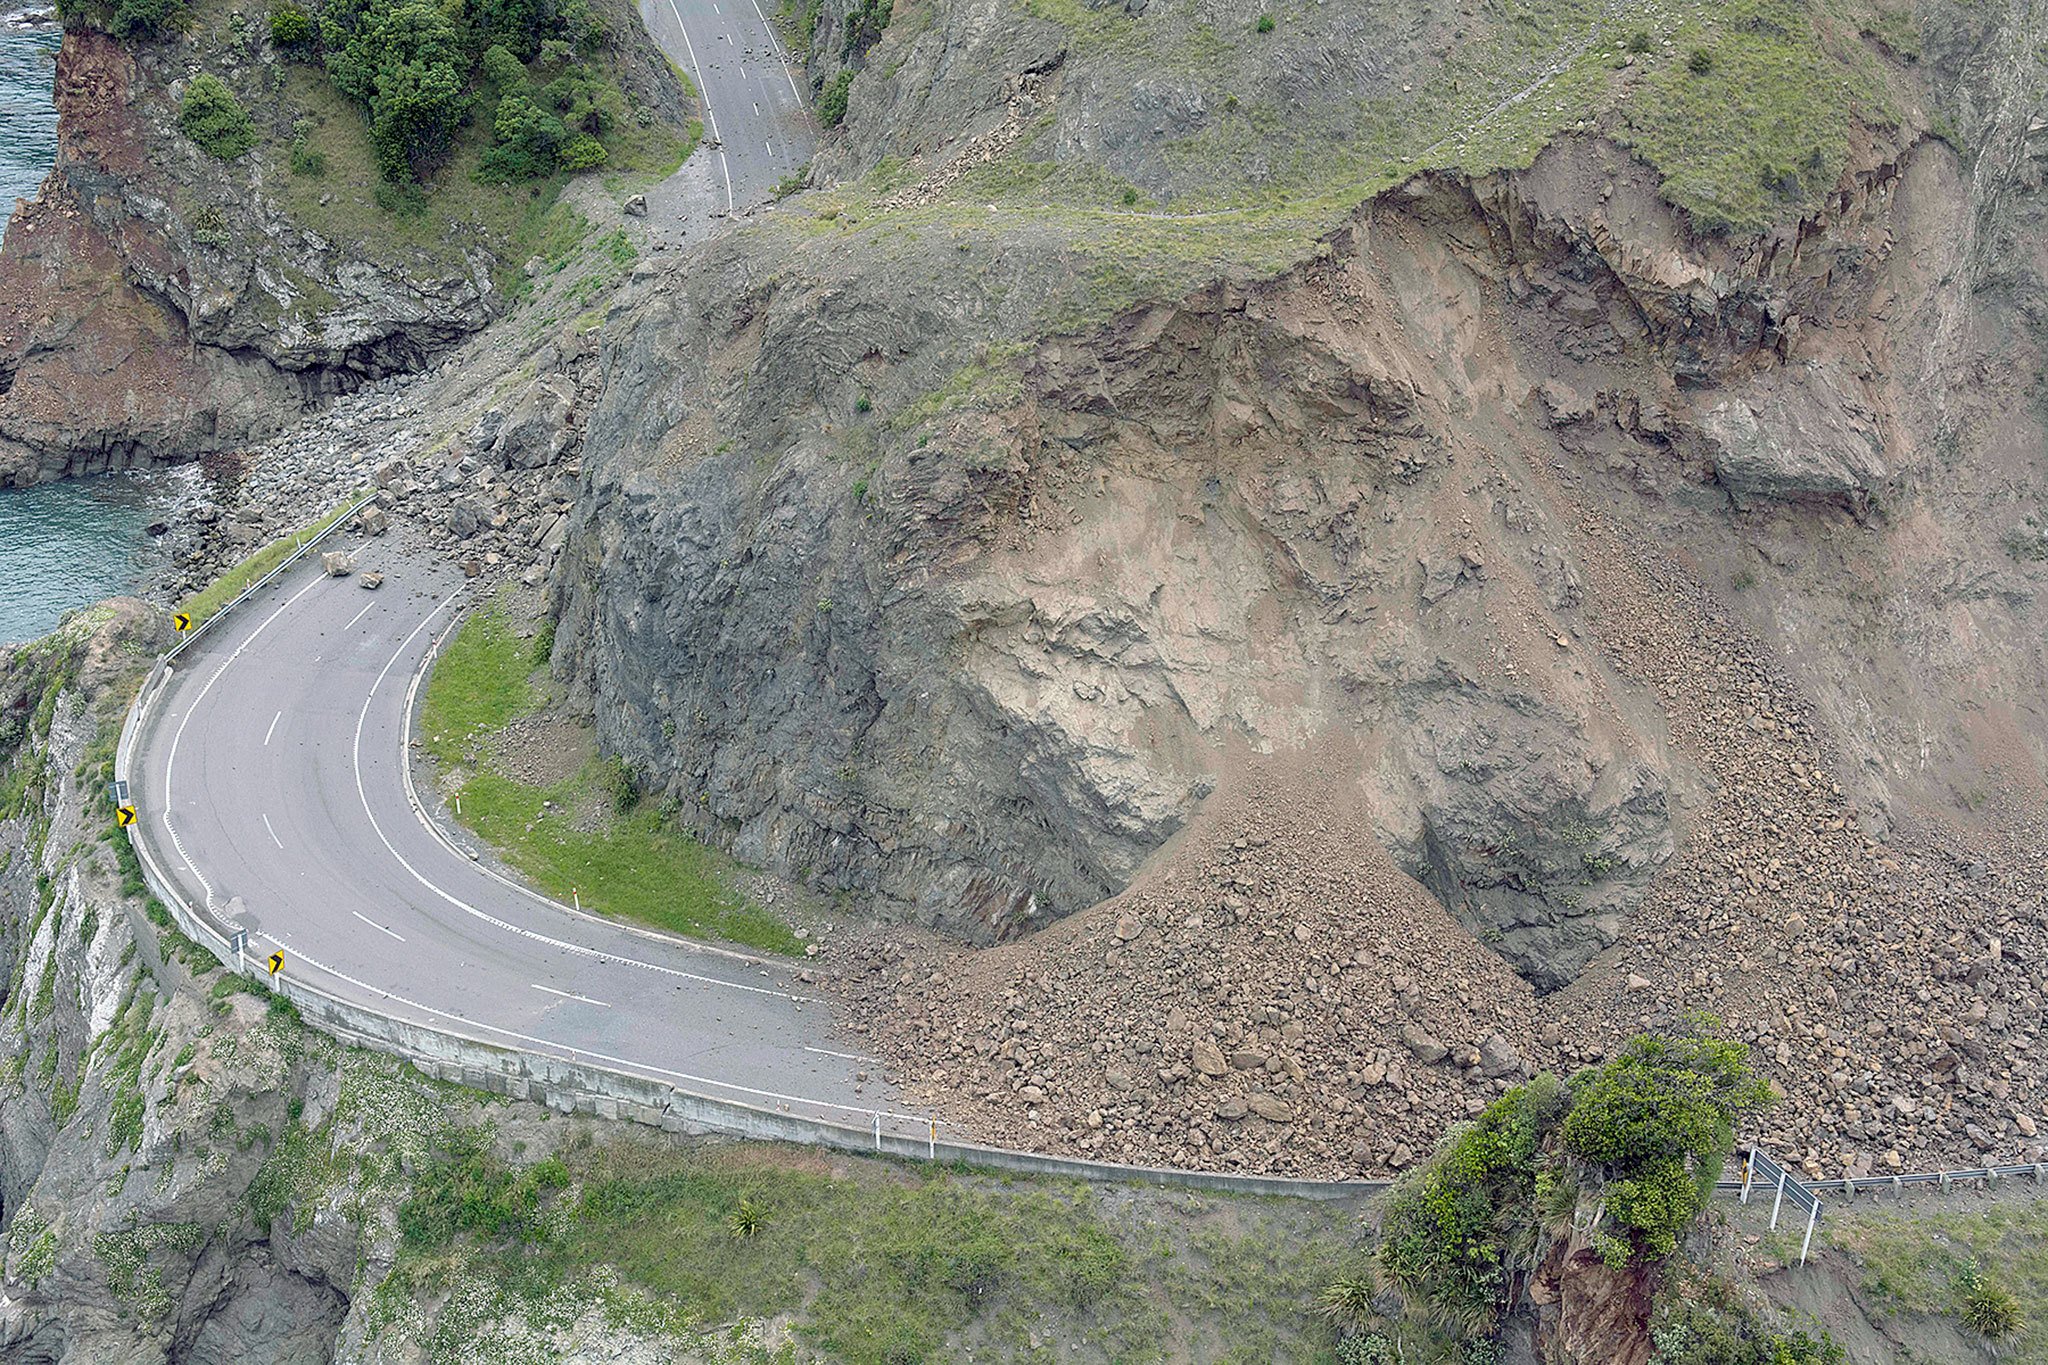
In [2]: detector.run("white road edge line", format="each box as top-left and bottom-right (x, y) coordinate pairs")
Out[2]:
(263, 813), (283, 849)
(534, 983), (611, 1008)
(804, 1045), (882, 1065)
(397, 616), (771, 970)
(663, 0), (735, 214)
(352, 593), (806, 1001)
(261, 934), (932, 1124)
(352, 910), (405, 943)
(163, 570), (330, 909)
(263, 710), (282, 746)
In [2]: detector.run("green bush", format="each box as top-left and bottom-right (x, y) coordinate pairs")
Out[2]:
(1379, 1021), (1772, 1337)
(1956, 1263), (2024, 1339)
(60, 0), (189, 40)
(1376, 1075), (1563, 1335)
(558, 133), (608, 170)
(177, 74), (258, 160)
(1558, 1022), (1772, 1262)
(268, 2), (312, 46)
(289, 136), (327, 177)
(1687, 47), (1716, 74)
(1254, 13), (1274, 32)
(841, 0), (890, 57)
(324, 0), (472, 180)
(819, 68), (854, 127)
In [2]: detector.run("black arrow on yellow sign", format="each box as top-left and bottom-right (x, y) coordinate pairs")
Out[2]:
(115, 805), (137, 827)
(172, 612), (192, 632)
(267, 952), (284, 977)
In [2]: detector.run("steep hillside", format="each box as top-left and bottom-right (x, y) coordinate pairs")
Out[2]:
(545, 0), (2048, 1177)
(0, 0), (693, 485)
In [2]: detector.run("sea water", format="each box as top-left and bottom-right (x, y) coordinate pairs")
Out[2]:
(0, 14), (195, 648)
(0, 8), (58, 247)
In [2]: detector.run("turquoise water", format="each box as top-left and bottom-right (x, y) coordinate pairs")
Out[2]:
(0, 19), (184, 647)
(0, 475), (187, 646)
(0, 10), (59, 247)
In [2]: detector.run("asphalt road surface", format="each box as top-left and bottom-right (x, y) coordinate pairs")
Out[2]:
(638, 0), (815, 219)
(128, 541), (915, 1134)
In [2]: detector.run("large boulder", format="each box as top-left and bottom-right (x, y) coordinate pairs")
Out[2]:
(490, 378), (578, 470)
(1696, 366), (1890, 508)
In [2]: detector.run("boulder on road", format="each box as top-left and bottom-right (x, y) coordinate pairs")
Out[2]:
(321, 550), (354, 577)
(359, 571), (384, 590)
(356, 505), (390, 536)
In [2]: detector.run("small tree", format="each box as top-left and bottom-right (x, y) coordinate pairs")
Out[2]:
(818, 68), (854, 128)
(1558, 1019), (1773, 1261)
(178, 74), (257, 159)
(269, 2), (313, 46)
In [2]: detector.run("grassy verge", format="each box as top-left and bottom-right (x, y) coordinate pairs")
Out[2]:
(376, 1132), (1353, 1365)
(179, 492), (368, 627)
(1828, 1195), (2047, 1357)
(419, 607), (801, 954)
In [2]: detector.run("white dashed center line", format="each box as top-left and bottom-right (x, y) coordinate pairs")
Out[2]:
(264, 710), (282, 745)
(352, 910), (406, 943)
(534, 983), (611, 1008)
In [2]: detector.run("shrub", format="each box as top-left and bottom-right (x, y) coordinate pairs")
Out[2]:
(557, 133), (609, 170)
(481, 42), (526, 88)
(818, 68), (854, 127)
(1255, 12), (1274, 32)
(325, 0), (471, 180)
(289, 135), (327, 177)
(1336, 1335), (1396, 1365)
(1376, 1076), (1563, 1335)
(1557, 1021), (1773, 1264)
(841, 0), (890, 57)
(1687, 47), (1716, 74)
(726, 1195), (764, 1238)
(69, 0), (189, 40)
(1956, 1263), (2024, 1339)
(178, 75), (258, 160)
(269, 2), (312, 46)
(1624, 27), (1653, 53)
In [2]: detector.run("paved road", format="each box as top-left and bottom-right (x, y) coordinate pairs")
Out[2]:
(127, 539), (914, 1133)
(638, 0), (814, 229)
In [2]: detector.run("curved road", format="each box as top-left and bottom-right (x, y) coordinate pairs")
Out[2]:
(127, 541), (913, 1132)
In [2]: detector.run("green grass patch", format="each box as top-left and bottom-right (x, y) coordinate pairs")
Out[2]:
(179, 492), (368, 627)
(1616, 0), (1892, 234)
(422, 609), (801, 954)
(377, 1136), (1352, 1365)
(1830, 1197), (2048, 1355)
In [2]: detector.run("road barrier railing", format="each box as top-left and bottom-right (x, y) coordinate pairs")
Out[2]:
(1740, 1145), (1821, 1264)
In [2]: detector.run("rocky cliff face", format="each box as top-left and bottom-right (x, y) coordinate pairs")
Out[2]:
(0, 0), (688, 489)
(0, 26), (496, 486)
(547, 0), (2048, 1177)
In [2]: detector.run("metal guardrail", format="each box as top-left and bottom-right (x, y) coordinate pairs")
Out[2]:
(1740, 1146), (1821, 1264)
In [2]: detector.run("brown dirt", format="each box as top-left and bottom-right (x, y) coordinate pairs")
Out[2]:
(826, 490), (2048, 1182)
